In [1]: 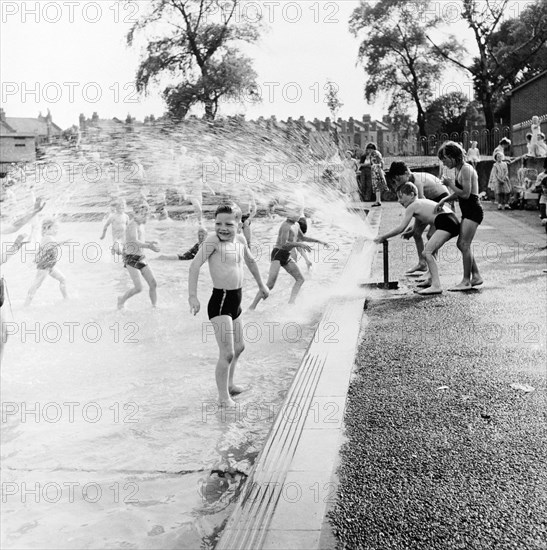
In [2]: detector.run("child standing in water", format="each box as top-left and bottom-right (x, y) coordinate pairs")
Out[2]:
(436, 141), (483, 291)
(188, 202), (269, 407)
(157, 227), (208, 260)
(100, 199), (129, 256)
(117, 204), (160, 309)
(25, 218), (69, 306)
(249, 203), (327, 310)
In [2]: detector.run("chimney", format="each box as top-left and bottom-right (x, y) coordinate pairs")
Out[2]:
(325, 117), (331, 130)
(298, 116), (306, 127)
(92, 112), (99, 123)
(313, 118), (321, 132)
(338, 117), (347, 133)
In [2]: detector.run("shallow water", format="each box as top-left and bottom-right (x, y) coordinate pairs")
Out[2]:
(1, 216), (356, 549)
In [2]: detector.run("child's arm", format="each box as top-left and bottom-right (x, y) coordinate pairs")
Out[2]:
(188, 237), (217, 315)
(242, 241), (269, 300)
(374, 205), (415, 243)
(0, 234), (28, 265)
(297, 228), (327, 246)
(279, 224), (311, 252)
(126, 223), (160, 252)
(1, 198), (46, 234)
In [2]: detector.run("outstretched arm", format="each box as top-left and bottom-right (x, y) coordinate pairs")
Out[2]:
(1, 198), (46, 234)
(374, 206), (415, 243)
(243, 241), (268, 299)
(188, 237), (216, 315)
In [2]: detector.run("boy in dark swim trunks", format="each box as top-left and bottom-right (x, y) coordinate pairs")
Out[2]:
(188, 202), (269, 407)
(249, 205), (327, 310)
(374, 183), (460, 295)
(25, 218), (70, 306)
(117, 204), (160, 309)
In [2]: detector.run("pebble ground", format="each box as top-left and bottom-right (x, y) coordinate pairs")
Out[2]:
(329, 202), (547, 550)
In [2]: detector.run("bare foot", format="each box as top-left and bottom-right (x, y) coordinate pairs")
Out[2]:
(117, 296), (124, 309)
(405, 264), (427, 275)
(416, 287), (442, 295)
(219, 398), (237, 408)
(471, 277), (484, 287)
(416, 280), (432, 288)
(229, 385), (247, 395)
(448, 282), (473, 292)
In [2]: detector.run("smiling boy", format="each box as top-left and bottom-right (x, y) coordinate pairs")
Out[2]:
(188, 202), (269, 407)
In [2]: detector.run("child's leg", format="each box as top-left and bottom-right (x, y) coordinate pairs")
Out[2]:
(228, 317), (246, 394)
(140, 266), (158, 307)
(451, 219), (481, 290)
(417, 231), (453, 295)
(298, 247), (313, 270)
(190, 197), (203, 224)
(25, 269), (49, 305)
(118, 266), (143, 308)
(210, 315), (237, 407)
(539, 203), (546, 220)
(283, 261), (306, 304)
(49, 268), (68, 299)
(407, 222), (427, 273)
(249, 261), (281, 310)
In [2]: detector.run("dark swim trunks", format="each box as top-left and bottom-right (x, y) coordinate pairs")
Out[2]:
(455, 178), (484, 225)
(123, 254), (148, 270)
(432, 192), (449, 203)
(241, 213), (251, 225)
(207, 288), (242, 320)
(36, 246), (59, 271)
(434, 212), (460, 238)
(271, 247), (292, 267)
(297, 217), (308, 234)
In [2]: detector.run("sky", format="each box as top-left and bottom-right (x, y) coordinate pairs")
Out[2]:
(0, 0), (484, 130)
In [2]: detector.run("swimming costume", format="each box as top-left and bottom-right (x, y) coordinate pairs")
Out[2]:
(432, 192), (449, 203)
(36, 245), (59, 271)
(207, 288), (242, 320)
(297, 217), (308, 234)
(455, 178), (483, 224)
(178, 242), (200, 261)
(123, 254), (148, 270)
(241, 213), (251, 225)
(271, 247), (292, 267)
(434, 212), (460, 238)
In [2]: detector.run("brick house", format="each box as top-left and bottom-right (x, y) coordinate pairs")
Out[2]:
(510, 70), (547, 156)
(2, 108), (62, 144)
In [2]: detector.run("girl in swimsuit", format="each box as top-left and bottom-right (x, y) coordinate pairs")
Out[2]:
(435, 141), (483, 292)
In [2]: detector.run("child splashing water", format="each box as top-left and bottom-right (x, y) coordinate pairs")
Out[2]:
(25, 218), (69, 306)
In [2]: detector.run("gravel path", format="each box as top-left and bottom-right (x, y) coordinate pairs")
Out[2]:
(329, 202), (547, 550)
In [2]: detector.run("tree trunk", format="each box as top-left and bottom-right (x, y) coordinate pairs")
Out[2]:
(416, 105), (428, 155)
(204, 99), (215, 120)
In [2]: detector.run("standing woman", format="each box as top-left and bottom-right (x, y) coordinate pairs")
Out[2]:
(358, 142), (378, 202)
(435, 141), (483, 291)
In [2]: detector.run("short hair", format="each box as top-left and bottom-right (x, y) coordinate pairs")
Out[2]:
(438, 141), (464, 164)
(526, 133), (533, 141)
(499, 137), (511, 146)
(397, 182), (418, 196)
(494, 152), (503, 161)
(42, 218), (57, 232)
(215, 201), (242, 221)
(365, 142), (377, 151)
(388, 161), (408, 177)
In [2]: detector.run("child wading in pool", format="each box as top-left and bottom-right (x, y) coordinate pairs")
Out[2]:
(374, 183), (460, 295)
(100, 198), (129, 256)
(25, 218), (70, 306)
(249, 204), (327, 310)
(188, 202), (269, 407)
(117, 204), (160, 309)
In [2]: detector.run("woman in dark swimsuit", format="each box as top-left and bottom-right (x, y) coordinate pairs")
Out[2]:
(436, 141), (483, 291)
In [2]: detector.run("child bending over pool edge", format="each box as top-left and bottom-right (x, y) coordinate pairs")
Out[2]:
(188, 202), (269, 408)
(374, 183), (460, 295)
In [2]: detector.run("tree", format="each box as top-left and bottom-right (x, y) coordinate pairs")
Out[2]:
(127, 0), (261, 120)
(428, 0), (547, 129)
(425, 92), (470, 135)
(349, 0), (457, 141)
